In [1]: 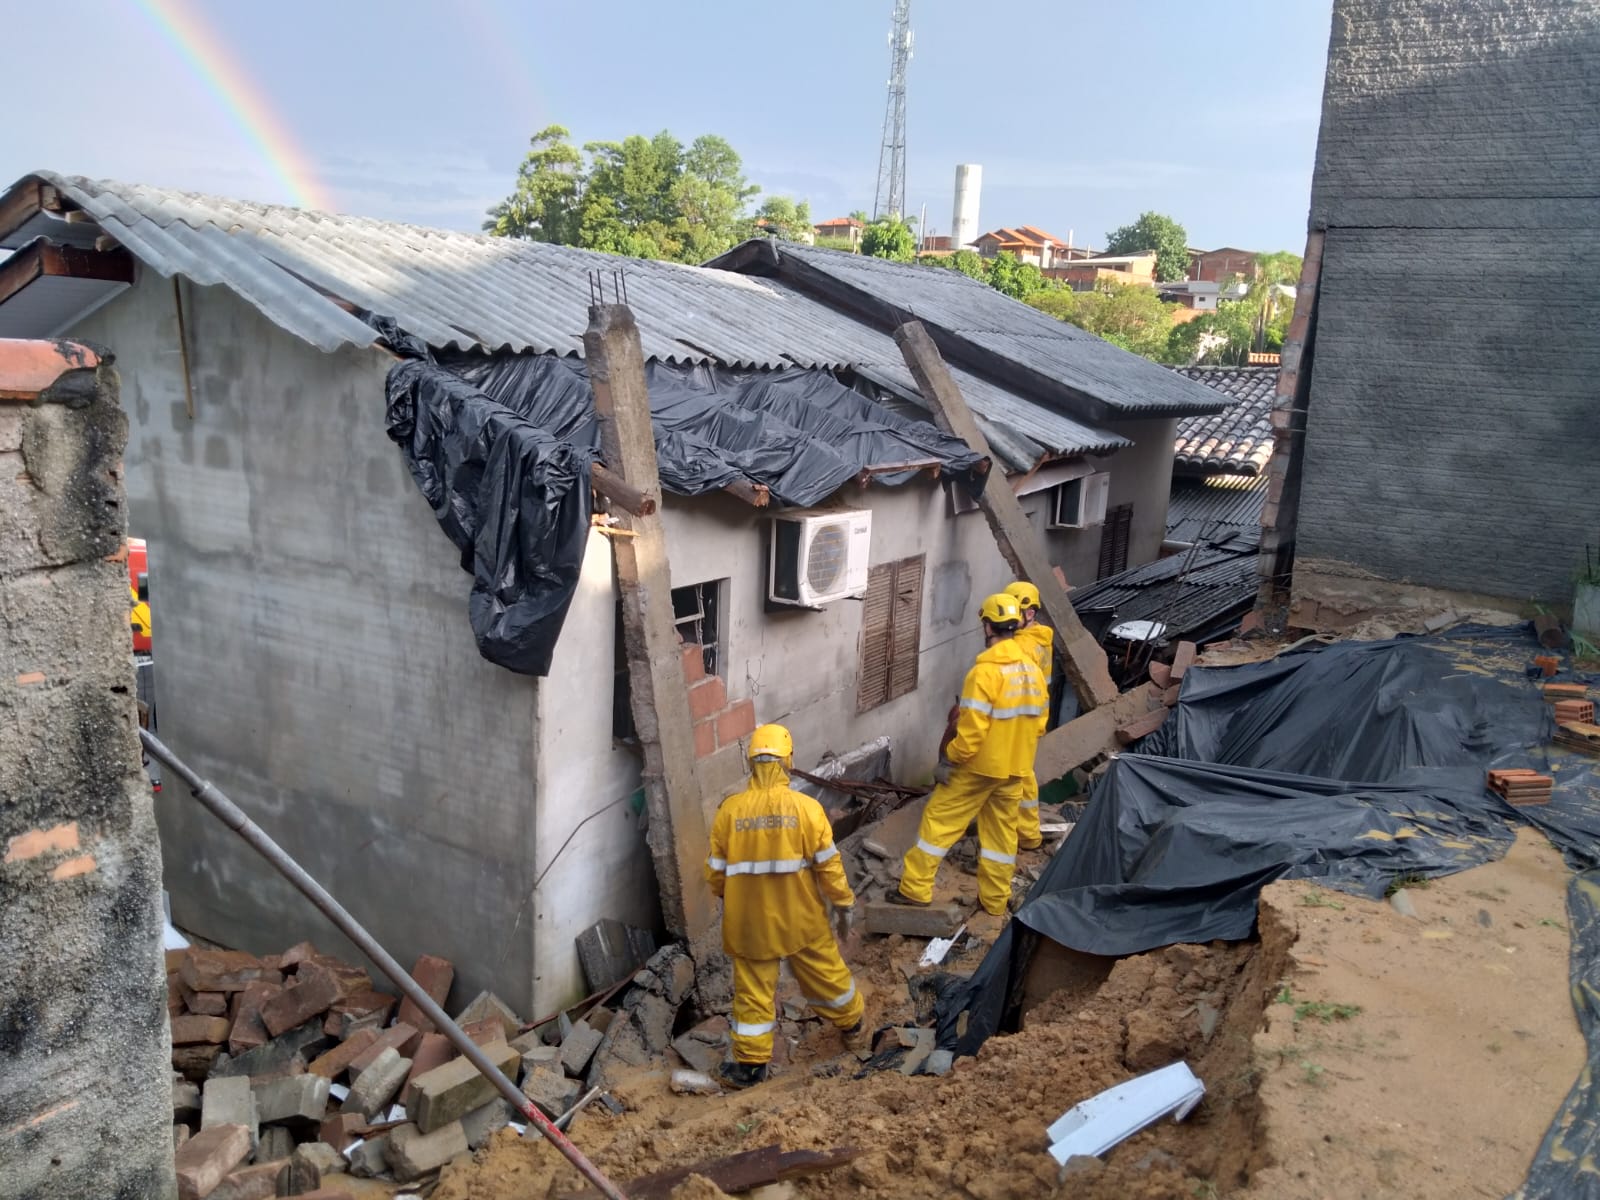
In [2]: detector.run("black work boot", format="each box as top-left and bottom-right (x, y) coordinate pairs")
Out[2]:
(719, 1060), (770, 1090)
(886, 889), (930, 907)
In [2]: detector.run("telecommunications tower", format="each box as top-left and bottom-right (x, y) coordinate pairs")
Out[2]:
(872, 0), (912, 221)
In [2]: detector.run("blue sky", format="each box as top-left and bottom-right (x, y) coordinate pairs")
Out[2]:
(3, 0), (1333, 254)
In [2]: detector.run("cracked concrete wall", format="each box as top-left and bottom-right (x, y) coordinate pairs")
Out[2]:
(0, 350), (175, 1199)
(1293, 0), (1600, 617)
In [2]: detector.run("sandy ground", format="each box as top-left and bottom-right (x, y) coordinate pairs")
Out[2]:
(1245, 830), (1583, 1200)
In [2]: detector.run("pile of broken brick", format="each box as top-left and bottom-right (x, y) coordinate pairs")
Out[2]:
(166, 937), (710, 1200)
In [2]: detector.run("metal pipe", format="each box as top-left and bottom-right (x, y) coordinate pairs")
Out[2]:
(139, 729), (629, 1200)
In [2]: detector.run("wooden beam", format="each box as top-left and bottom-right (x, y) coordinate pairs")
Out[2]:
(589, 463), (655, 517)
(894, 320), (1119, 711)
(1034, 682), (1165, 783)
(0, 242), (135, 310)
(0, 177), (45, 244)
(583, 303), (713, 942)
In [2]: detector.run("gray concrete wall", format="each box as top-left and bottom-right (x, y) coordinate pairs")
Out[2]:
(70, 276), (552, 1013)
(1295, 0), (1600, 609)
(0, 350), (175, 1198)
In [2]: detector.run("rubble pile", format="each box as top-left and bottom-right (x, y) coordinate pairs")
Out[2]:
(163, 939), (658, 1199)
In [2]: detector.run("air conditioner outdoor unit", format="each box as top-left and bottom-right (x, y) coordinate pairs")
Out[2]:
(1049, 472), (1111, 529)
(768, 509), (873, 607)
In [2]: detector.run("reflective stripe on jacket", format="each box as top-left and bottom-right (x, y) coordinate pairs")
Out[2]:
(948, 637), (1048, 779)
(705, 761), (855, 960)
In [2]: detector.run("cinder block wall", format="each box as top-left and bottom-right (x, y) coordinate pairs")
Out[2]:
(0, 345), (175, 1198)
(1294, 0), (1600, 609)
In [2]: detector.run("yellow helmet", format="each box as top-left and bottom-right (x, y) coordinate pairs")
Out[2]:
(747, 723), (793, 763)
(1005, 580), (1041, 611)
(978, 592), (1022, 630)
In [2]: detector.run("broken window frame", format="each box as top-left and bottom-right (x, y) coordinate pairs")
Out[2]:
(614, 579), (727, 744)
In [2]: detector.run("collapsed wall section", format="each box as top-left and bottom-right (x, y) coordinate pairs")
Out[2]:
(0, 343), (175, 1198)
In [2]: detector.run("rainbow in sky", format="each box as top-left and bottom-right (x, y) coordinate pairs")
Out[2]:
(131, 0), (335, 212)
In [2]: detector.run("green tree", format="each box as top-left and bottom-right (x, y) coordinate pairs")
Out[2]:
(1030, 281), (1176, 361)
(483, 125), (583, 242)
(946, 249), (989, 281)
(985, 251), (1047, 300)
(1167, 299), (1254, 365)
(861, 217), (916, 262)
(848, 209), (870, 225)
(753, 195), (815, 242)
(1244, 250), (1302, 350)
(1104, 211), (1191, 282)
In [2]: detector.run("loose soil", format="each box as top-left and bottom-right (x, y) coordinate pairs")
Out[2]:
(1244, 829), (1582, 1200)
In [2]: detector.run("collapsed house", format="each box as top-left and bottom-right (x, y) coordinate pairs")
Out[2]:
(1260, 0), (1600, 627)
(0, 172), (1225, 1012)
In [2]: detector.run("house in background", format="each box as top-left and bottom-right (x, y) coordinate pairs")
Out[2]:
(812, 216), (863, 249)
(1055, 252), (1160, 291)
(1266, 0), (1598, 628)
(0, 173), (1225, 1013)
(1156, 279), (1221, 311)
(1189, 247), (1258, 283)
(970, 226), (1084, 270)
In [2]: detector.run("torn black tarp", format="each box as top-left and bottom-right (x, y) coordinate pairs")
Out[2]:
(937, 625), (1600, 1199)
(385, 360), (592, 676)
(444, 353), (987, 508)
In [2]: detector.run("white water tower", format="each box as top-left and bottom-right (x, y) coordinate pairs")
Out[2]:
(951, 164), (982, 250)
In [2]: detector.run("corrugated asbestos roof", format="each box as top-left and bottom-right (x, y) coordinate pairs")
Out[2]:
(1170, 365), (1277, 475)
(1069, 542), (1258, 644)
(0, 173), (1127, 469)
(742, 241), (1230, 418)
(1165, 476), (1267, 547)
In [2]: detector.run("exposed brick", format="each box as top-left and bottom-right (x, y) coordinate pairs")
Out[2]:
(319, 1112), (368, 1152)
(182, 950), (283, 993)
(261, 962), (342, 1038)
(212, 1017), (332, 1082)
(681, 643), (707, 684)
(186, 990), (229, 1017)
(1146, 661), (1172, 689)
(323, 989), (396, 1041)
(693, 719), (716, 758)
(276, 941), (321, 969)
(174, 1123), (251, 1200)
(1116, 707), (1170, 744)
(229, 981), (284, 1056)
(209, 1161), (281, 1200)
(453, 990), (522, 1041)
(401, 1033), (454, 1108)
(171, 1014), (232, 1045)
(172, 1044), (224, 1081)
(306, 1026), (379, 1080)
(348, 1021), (420, 1078)
(688, 675), (726, 721)
(715, 699), (756, 747)
(395, 955), (454, 1034)
(460, 1017), (504, 1046)
(1169, 641), (1198, 681)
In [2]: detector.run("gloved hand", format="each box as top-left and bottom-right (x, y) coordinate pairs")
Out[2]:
(832, 904), (854, 943)
(933, 758), (954, 786)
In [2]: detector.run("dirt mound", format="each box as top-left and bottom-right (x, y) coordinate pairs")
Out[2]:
(433, 906), (1292, 1200)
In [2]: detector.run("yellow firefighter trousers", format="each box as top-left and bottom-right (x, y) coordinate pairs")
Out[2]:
(729, 934), (865, 1064)
(1017, 770), (1042, 849)
(899, 766), (1024, 915)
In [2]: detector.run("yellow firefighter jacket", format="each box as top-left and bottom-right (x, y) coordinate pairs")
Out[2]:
(948, 637), (1048, 779)
(1016, 621), (1054, 688)
(706, 761), (855, 961)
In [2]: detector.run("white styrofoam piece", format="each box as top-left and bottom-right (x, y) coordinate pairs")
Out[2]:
(342, 1137), (365, 1161)
(919, 924), (967, 967)
(328, 1083), (350, 1102)
(162, 919), (189, 951)
(509, 1122), (528, 1136)
(1046, 1061), (1205, 1165)
(385, 1103), (407, 1124)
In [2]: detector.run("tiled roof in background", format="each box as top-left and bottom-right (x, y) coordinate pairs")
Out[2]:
(1169, 365), (1278, 475)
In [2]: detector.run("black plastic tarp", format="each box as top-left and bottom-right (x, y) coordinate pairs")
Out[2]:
(937, 624), (1600, 1198)
(383, 335), (985, 676)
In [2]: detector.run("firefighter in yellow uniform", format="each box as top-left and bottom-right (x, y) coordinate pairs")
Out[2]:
(1005, 580), (1053, 850)
(894, 594), (1048, 916)
(705, 724), (866, 1089)
(130, 584), (152, 646)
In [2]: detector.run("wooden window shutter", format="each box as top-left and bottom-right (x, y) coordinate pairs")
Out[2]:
(886, 555), (924, 702)
(1097, 504), (1133, 579)
(857, 562), (895, 712)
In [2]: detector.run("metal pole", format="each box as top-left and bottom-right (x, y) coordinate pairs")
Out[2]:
(140, 729), (629, 1200)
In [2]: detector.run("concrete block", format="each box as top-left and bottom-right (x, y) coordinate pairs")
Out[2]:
(521, 1064), (582, 1120)
(262, 962), (343, 1038)
(213, 1017), (332, 1081)
(228, 981), (284, 1056)
(575, 919), (656, 993)
(292, 1142), (346, 1179)
(558, 1021), (604, 1077)
(408, 1039), (521, 1134)
(460, 1098), (515, 1149)
(182, 950), (283, 993)
(279, 1153), (323, 1196)
(201, 1075), (258, 1151)
(174, 1078), (202, 1122)
(394, 954), (454, 1034)
(174, 1122), (251, 1200)
(252, 1073), (331, 1127)
(347, 1022), (419, 1078)
(454, 990), (523, 1041)
(671, 1018), (729, 1076)
(460, 1017), (506, 1046)
(171, 1014), (232, 1045)
(517, 1042), (561, 1078)
(862, 901), (965, 938)
(209, 1161), (282, 1200)
(401, 1033), (453, 1106)
(341, 1047), (410, 1119)
(172, 1044), (224, 1081)
(256, 1126), (294, 1163)
(306, 1027), (378, 1080)
(347, 1134), (390, 1178)
(626, 992), (679, 1055)
(385, 1121), (470, 1183)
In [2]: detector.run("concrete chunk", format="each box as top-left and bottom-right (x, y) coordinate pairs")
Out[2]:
(347, 1134), (390, 1178)
(575, 919), (655, 992)
(201, 1075), (258, 1152)
(341, 1047), (410, 1119)
(209, 1161), (281, 1200)
(291, 1141), (346, 1179)
(252, 1073), (330, 1128)
(385, 1121), (470, 1183)
(256, 1125), (294, 1163)
(174, 1122), (251, 1200)
(521, 1065), (581, 1120)
(559, 1021), (605, 1077)
(460, 1099), (515, 1149)
(213, 1017), (332, 1081)
(408, 1039), (521, 1133)
(454, 990), (523, 1041)
(174, 1078), (202, 1122)
(862, 900), (965, 938)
